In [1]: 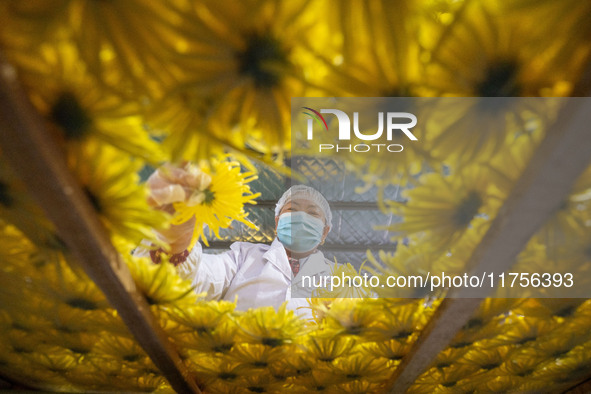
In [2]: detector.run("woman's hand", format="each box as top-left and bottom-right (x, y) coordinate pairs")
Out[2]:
(147, 162), (210, 208)
(147, 163), (209, 253)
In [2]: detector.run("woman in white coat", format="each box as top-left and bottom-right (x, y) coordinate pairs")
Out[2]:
(144, 167), (335, 318)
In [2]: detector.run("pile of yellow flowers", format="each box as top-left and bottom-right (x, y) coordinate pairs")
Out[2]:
(0, 221), (436, 392)
(0, 0), (591, 393)
(2, 217), (591, 393)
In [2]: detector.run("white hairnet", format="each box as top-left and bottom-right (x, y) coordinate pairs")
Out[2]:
(275, 185), (332, 228)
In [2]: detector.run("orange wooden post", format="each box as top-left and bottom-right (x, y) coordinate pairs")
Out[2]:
(0, 53), (201, 394)
(386, 96), (591, 393)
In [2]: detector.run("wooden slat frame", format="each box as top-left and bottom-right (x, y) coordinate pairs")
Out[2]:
(386, 96), (591, 393)
(564, 377), (591, 393)
(0, 54), (200, 393)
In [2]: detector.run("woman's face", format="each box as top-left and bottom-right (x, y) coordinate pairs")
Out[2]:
(278, 199), (325, 223)
(275, 199), (330, 247)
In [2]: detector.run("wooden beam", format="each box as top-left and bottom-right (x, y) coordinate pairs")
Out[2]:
(571, 48), (591, 97)
(386, 97), (591, 393)
(563, 376), (591, 393)
(0, 54), (200, 393)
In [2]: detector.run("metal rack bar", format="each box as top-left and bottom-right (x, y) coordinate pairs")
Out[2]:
(205, 241), (398, 252)
(253, 200), (384, 210)
(386, 97), (591, 393)
(0, 53), (200, 393)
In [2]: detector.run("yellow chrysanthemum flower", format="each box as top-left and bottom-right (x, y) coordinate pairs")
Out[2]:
(420, 0), (576, 162)
(456, 346), (510, 372)
(0, 234), (146, 393)
(329, 353), (391, 383)
(64, 364), (114, 392)
(321, 299), (382, 337)
(0, 224), (55, 309)
(516, 378), (558, 394)
(144, 0), (334, 161)
(366, 241), (447, 299)
(125, 253), (197, 311)
(268, 351), (311, 382)
(43, 331), (101, 359)
(336, 379), (389, 394)
(180, 318), (239, 355)
(491, 315), (556, 347)
(302, 332), (358, 364)
(26, 345), (79, 375)
(235, 304), (306, 348)
(2, 362), (69, 390)
(532, 331), (586, 360)
(233, 374), (290, 393)
(290, 368), (344, 393)
(486, 130), (546, 198)
(429, 347), (471, 373)
(562, 308), (591, 342)
(93, 335), (154, 369)
(171, 158), (260, 248)
(167, 300), (236, 336)
(308, 2), (436, 186)
(312, 261), (372, 299)
(502, 0), (591, 82)
(511, 235), (591, 299)
(4, 40), (165, 163)
(525, 163), (591, 262)
(514, 298), (587, 321)
(545, 342), (591, 384)
(33, 257), (131, 336)
(187, 354), (249, 387)
(424, 0), (579, 98)
(449, 318), (505, 350)
(228, 343), (286, 370)
(3, 325), (44, 358)
(67, 140), (168, 247)
(38, 260), (110, 314)
(0, 161), (62, 251)
(497, 350), (549, 379)
(0, 240), (129, 342)
(534, 192), (591, 258)
(422, 97), (559, 165)
(362, 300), (428, 343)
(413, 363), (483, 393)
(434, 218), (503, 283)
(0, 0), (189, 96)
(360, 339), (410, 365)
(464, 297), (521, 328)
(407, 370), (456, 394)
(200, 380), (250, 394)
(384, 167), (501, 252)
(319, 0), (424, 97)
(305, 297), (335, 324)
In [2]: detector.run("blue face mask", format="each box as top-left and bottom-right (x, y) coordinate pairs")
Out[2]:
(276, 211), (325, 253)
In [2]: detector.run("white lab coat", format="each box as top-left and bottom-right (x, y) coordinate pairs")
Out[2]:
(176, 238), (335, 318)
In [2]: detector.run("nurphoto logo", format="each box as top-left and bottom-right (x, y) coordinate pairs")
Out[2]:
(302, 107), (418, 153)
